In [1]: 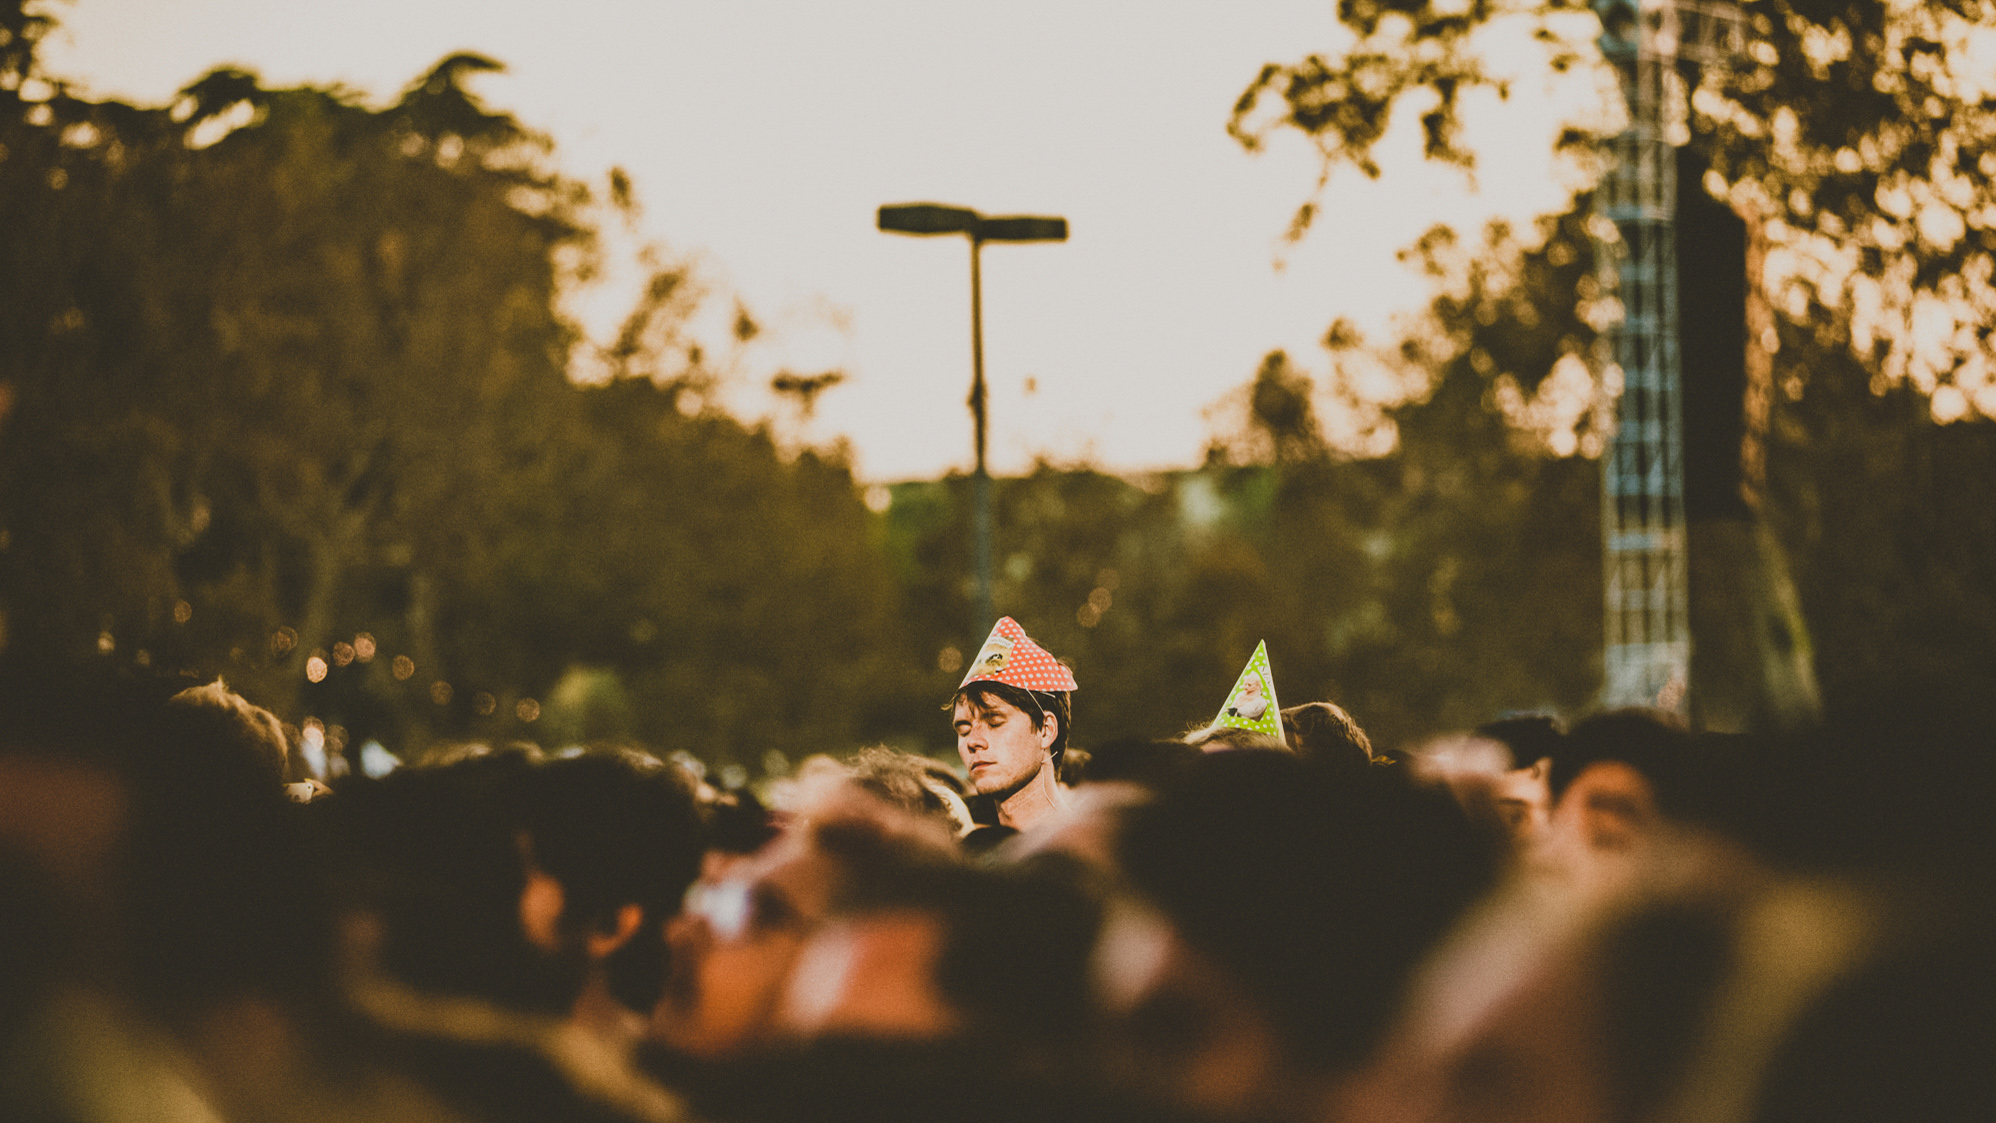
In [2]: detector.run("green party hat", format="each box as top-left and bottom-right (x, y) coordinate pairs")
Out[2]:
(1211, 640), (1283, 740)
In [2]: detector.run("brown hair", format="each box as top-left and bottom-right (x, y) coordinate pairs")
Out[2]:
(1282, 701), (1374, 767)
(167, 678), (294, 784)
(950, 682), (1072, 764)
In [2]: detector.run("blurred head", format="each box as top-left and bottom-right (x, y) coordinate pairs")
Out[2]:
(1489, 757), (1553, 850)
(653, 789), (954, 1060)
(0, 664), (333, 1027)
(1101, 749), (1498, 1119)
(777, 859), (1102, 1054)
(1340, 835), (1750, 1123)
(1283, 700), (1374, 768)
(1071, 737), (1199, 792)
(324, 752), (590, 1019)
(697, 784), (781, 884)
(1540, 709), (1691, 879)
(1475, 715), (1563, 851)
(517, 748), (703, 1015)
(166, 678), (295, 785)
(846, 746), (974, 836)
(0, 664), (348, 1123)
(654, 822), (844, 1059)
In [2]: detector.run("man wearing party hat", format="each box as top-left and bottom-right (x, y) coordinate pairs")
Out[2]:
(1188, 640), (1284, 750)
(950, 617), (1076, 833)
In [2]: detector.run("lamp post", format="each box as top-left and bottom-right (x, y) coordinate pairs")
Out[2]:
(877, 203), (1067, 632)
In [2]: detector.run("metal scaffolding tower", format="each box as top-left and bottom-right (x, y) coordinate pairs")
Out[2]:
(1593, 0), (1743, 709)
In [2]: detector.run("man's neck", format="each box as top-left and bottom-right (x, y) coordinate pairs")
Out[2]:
(996, 760), (1066, 832)
(570, 971), (645, 1051)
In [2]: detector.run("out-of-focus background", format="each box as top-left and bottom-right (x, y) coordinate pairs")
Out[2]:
(4, 0), (1993, 775)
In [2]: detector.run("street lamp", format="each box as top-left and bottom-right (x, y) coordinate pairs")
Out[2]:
(877, 202), (1067, 633)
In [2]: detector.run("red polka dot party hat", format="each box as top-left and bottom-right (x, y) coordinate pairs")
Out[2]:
(957, 616), (1077, 694)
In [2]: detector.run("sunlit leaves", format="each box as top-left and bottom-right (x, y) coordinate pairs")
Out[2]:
(1697, 0), (1996, 418)
(1232, 0), (1610, 243)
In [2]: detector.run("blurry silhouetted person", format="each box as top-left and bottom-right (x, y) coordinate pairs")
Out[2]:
(0, 664), (448, 1123)
(168, 677), (294, 784)
(517, 749), (704, 1047)
(1099, 748), (1497, 1121)
(775, 856), (1100, 1047)
(696, 783), (782, 885)
(1347, 676), (1996, 1123)
(1413, 712), (1566, 860)
(1054, 744), (1091, 786)
(324, 747), (685, 1123)
(1473, 714), (1561, 848)
(725, 858), (1124, 1123)
(1668, 676), (1996, 1123)
(1535, 708), (1693, 887)
(1340, 866), (1741, 1123)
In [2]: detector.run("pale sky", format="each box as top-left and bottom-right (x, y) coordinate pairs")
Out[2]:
(41, 0), (1603, 481)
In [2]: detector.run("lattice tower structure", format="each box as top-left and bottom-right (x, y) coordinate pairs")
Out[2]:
(1592, 0), (1744, 709)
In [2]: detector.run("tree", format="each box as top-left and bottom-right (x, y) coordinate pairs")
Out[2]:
(1228, 0), (1996, 717)
(0, 31), (597, 734)
(1237, 0), (1996, 417)
(0, 3), (928, 766)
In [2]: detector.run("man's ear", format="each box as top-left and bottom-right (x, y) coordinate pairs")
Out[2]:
(1562, 761), (1658, 853)
(519, 866), (566, 952)
(587, 902), (646, 960)
(1040, 712), (1059, 750)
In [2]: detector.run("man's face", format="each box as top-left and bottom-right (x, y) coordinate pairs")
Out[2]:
(1492, 757), (1552, 848)
(954, 693), (1051, 799)
(775, 908), (962, 1042)
(652, 829), (837, 1059)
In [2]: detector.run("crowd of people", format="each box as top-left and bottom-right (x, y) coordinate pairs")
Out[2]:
(0, 616), (1990, 1123)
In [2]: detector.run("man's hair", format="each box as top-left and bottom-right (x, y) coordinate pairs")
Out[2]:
(0, 662), (332, 1024)
(1283, 701), (1374, 768)
(847, 746), (969, 836)
(166, 678), (295, 785)
(1474, 713), (1565, 770)
(1117, 749), (1497, 1075)
(323, 755), (586, 1017)
(952, 682), (1071, 765)
(700, 786), (779, 856)
(1547, 708), (1690, 804)
(517, 748), (703, 1013)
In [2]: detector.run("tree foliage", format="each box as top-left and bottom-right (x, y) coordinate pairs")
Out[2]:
(1238, 0), (1996, 412)
(1696, 0), (1996, 418)
(0, 2), (920, 765)
(1228, 0), (1996, 715)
